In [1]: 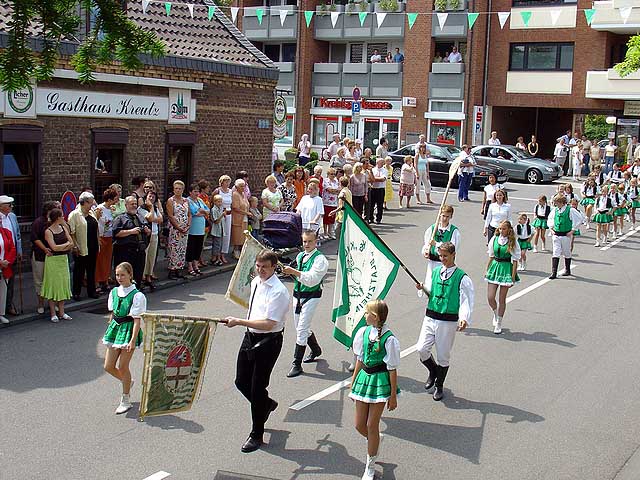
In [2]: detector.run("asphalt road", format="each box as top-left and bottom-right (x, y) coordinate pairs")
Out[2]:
(1, 180), (639, 480)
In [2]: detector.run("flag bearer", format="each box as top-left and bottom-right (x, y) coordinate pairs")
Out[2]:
(282, 230), (329, 378)
(547, 194), (584, 279)
(415, 242), (474, 401)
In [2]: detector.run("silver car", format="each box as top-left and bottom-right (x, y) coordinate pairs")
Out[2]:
(470, 145), (563, 184)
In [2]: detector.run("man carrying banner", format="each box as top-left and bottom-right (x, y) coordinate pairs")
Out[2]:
(282, 230), (329, 378)
(415, 241), (474, 401)
(225, 250), (290, 453)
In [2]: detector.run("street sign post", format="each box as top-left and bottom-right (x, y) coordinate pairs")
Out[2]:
(352, 86), (361, 101)
(351, 100), (361, 123)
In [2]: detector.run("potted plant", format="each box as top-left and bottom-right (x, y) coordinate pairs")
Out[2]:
(378, 0), (399, 12)
(360, 1), (370, 12)
(434, 0), (447, 11)
(284, 147), (299, 162)
(448, 0), (460, 9)
(346, 0), (358, 15)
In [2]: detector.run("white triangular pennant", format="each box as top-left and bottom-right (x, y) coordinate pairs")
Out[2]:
(142, 0), (151, 14)
(278, 9), (288, 26)
(330, 11), (340, 28)
(231, 6), (239, 23)
(376, 12), (387, 28)
(550, 9), (561, 25)
(436, 12), (448, 30)
(498, 11), (510, 29)
(620, 6), (632, 23)
(187, 3), (194, 18)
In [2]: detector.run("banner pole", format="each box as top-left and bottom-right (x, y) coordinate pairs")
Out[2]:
(430, 158), (462, 245)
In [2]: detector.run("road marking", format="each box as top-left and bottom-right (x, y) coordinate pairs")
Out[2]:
(508, 196), (540, 202)
(142, 472), (171, 480)
(291, 264), (581, 411)
(600, 227), (639, 251)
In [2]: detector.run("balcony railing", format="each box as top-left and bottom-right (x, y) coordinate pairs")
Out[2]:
(312, 62), (403, 98)
(586, 68), (640, 100)
(243, 6), (298, 41)
(431, 11), (468, 38)
(590, 0), (640, 33)
(274, 62), (295, 93)
(314, 2), (405, 41)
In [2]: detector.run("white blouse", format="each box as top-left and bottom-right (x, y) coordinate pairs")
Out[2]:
(108, 284), (147, 317)
(485, 202), (512, 228)
(487, 234), (521, 262)
(352, 324), (400, 370)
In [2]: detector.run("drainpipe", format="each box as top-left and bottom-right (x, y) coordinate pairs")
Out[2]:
(465, 0), (474, 145)
(481, 0), (492, 144)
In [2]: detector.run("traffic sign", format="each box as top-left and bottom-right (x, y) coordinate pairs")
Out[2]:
(351, 100), (361, 123)
(352, 86), (361, 101)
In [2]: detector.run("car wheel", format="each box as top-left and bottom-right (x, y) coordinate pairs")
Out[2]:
(526, 169), (541, 184)
(392, 166), (401, 183)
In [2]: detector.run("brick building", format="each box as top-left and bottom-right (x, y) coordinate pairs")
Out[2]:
(0, 1), (278, 244)
(237, 0), (640, 159)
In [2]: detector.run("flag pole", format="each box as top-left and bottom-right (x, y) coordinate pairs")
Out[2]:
(430, 157), (462, 244)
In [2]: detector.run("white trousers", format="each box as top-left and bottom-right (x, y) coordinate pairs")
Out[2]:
(0, 277), (7, 316)
(416, 316), (458, 367)
(417, 170), (431, 196)
(293, 297), (321, 345)
(552, 234), (572, 259)
(222, 215), (232, 254)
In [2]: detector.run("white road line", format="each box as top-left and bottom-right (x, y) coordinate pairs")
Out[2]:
(508, 196), (540, 202)
(506, 266), (577, 304)
(600, 227), (639, 251)
(142, 472), (171, 480)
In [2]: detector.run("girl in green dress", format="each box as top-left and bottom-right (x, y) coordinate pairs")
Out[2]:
(350, 300), (399, 480)
(102, 262), (147, 415)
(485, 220), (520, 335)
(516, 213), (532, 271)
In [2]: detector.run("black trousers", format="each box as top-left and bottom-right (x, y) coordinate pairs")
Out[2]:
(72, 252), (96, 297)
(113, 245), (145, 289)
(352, 195), (366, 217)
(235, 330), (283, 438)
(368, 188), (385, 223)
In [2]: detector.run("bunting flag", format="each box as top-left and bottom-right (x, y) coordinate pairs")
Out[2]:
(498, 11), (510, 29)
(376, 12), (387, 28)
(620, 6), (632, 23)
(520, 10), (532, 26)
(467, 12), (479, 29)
(407, 12), (418, 29)
(550, 9), (561, 26)
(231, 6), (239, 23)
(584, 8), (596, 25)
(305, 10), (314, 27)
(256, 8), (264, 24)
(279, 9), (288, 26)
(164, 1), (171, 16)
(142, 0), (151, 14)
(207, 5), (215, 20)
(187, 3), (194, 18)
(436, 12), (448, 30)
(331, 10), (340, 28)
(358, 11), (367, 26)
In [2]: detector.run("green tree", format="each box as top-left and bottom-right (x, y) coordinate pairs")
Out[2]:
(584, 114), (611, 141)
(615, 35), (640, 77)
(0, 0), (165, 91)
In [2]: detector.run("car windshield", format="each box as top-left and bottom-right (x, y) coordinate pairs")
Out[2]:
(511, 147), (532, 159)
(446, 146), (461, 155)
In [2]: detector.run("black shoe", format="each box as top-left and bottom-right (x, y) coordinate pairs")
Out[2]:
(287, 344), (306, 377)
(241, 436), (263, 453)
(303, 332), (322, 363)
(433, 365), (449, 401)
(287, 363), (303, 378)
(265, 399), (278, 423)
(72, 295), (81, 301)
(421, 356), (438, 391)
(376, 220), (381, 224)
(562, 258), (572, 276)
(549, 257), (559, 279)
(433, 387), (444, 401)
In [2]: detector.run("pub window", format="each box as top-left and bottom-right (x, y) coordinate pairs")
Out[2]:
(509, 42), (574, 71)
(166, 146), (192, 199)
(92, 128), (128, 197)
(2, 143), (37, 219)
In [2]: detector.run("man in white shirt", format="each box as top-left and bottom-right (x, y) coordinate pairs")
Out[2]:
(225, 250), (290, 453)
(547, 194), (583, 279)
(368, 157), (388, 224)
(626, 136), (638, 161)
(447, 45), (462, 63)
(296, 182), (324, 231)
(488, 131), (500, 145)
(324, 133), (341, 161)
(553, 138), (568, 172)
(370, 49), (382, 63)
(456, 145), (474, 202)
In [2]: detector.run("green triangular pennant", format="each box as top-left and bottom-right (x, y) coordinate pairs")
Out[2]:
(304, 10), (313, 27)
(256, 8), (264, 24)
(520, 10), (532, 26)
(407, 12), (418, 29)
(359, 11), (367, 26)
(165, 2), (171, 16)
(584, 8), (596, 26)
(208, 5), (215, 20)
(467, 12), (479, 29)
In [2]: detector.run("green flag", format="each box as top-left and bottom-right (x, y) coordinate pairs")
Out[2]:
(332, 202), (401, 348)
(256, 8), (264, 24)
(467, 12), (479, 29)
(165, 2), (171, 16)
(407, 12), (418, 29)
(520, 10), (532, 26)
(358, 11), (367, 26)
(208, 5), (215, 20)
(584, 8), (596, 26)
(304, 10), (314, 27)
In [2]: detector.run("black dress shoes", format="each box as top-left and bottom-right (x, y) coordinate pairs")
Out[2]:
(241, 436), (263, 453)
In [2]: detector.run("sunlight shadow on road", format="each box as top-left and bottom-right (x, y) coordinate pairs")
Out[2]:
(463, 327), (577, 348)
(132, 406), (205, 433)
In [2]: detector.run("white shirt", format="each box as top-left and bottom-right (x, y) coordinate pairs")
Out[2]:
(0, 212), (11, 232)
(488, 137), (501, 146)
(371, 165), (388, 189)
(483, 183), (503, 201)
(247, 273), (290, 333)
(0, 232), (4, 262)
(97, 204), (114, 237)
(534, 204), (549, 218)
(352, 324), (400, 370)
(607, 170), (624, 183)
(447, 51), (462, 63)
(516, 223), (532, 240)
(487, 234), (521, 262)
(296, 249), (329, 288)
(424, 265), (475, 324)
(484, 202), (512, 228)
(370, 54), (382, 63)
(554, 143), (567, 158)
(421, 223), (461, 258)
(457, 152), (474, 174)
(296, 195), (324, 229)
(547, 205), (583, 232)
(107, 284), (147, 317)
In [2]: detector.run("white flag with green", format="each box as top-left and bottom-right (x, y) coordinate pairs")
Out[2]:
(332, 202), (401, 348)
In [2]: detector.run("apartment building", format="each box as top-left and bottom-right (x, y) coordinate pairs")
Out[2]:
(240, 0), (640, 158)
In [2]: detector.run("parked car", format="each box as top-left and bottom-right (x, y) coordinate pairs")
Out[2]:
(470, 145), (563, 184)
(388, 143), (509, 188)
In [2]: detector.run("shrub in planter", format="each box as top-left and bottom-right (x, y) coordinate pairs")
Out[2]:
(379, 0), (399, 12)
(310, 151), (319, 162)
(448, 0), (460, 9)
(434, 0), (447, 11)
(284, 148), (299, 162)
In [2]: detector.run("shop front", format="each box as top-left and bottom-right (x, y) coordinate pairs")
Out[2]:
(425, 100), (465, 147)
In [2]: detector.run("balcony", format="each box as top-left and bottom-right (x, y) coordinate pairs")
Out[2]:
(242, 6), (298, 42)
(432, 11), (468, 38)
(314, 2), (406, 40)
(312, 62), (403, 98)
(506, 71), (572, 95)
(431, 62), (464, 74)
(429, 72), (464, 100)
(274, 62), (295, 93)
(509, 5), (577, 29)
(591, 0), (640, 33)
(586, 68), (640, 100)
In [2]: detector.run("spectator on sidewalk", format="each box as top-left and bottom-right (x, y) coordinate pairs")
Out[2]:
(0, 195), (21, 316)
(68, 192), (99, 301)
(262, 175), (283, 220)
(109, 184), (127, 218)
(369, 158), (388, 224)
(166, 180), (191, 279)
(273, 160), (286, 186)
(31, 201), (60, 314)
(457, 145), (474, 202)
(131, 176), (148, 207)
(298, 134), (312, 167)
(553, 138), (568, 173)
(0, 217), (17, 324)
(488, 131), (501, 146)
(141, 188), (163, 290)
(297, 181), (324, 232)
(231, 179), (250, 259)
(186, 183), (210, 276)
(112, 196), (151, 289)
(279, 171), (298, 212)
(96, 188), (118, 295)
(42, 208), (73, 323)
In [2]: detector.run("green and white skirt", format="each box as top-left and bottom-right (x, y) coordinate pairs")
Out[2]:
(613, 207), (629, 217)
(103, 319), (143, 349)
(593, 212), (613, 224)
(580, 197), (596, 206)
(532, 218), (548, 229)
(517, 239), (532, 251)
(40, 255), (71, 302)
(350, 367), (398, 403)
(632, 199), (640, 208)
(485, 259), (519, 286)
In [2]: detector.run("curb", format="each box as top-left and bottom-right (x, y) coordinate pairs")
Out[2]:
(0, 263), (237, 329)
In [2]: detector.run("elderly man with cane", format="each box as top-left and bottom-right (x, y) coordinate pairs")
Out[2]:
(0, 195), (22, 315)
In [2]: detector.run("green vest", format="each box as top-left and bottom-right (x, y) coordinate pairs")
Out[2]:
(111, 287), (139, 318)
(426, 266), (466, 321)
(294, 249), (323, 294)
(492, 236), (511, 260)
(362, 326), (394, 367)
(554, 207), (572, 233)
(429, 224), (458, 257)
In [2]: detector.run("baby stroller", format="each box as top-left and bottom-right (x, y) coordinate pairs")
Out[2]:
(262, 211), (303, 249)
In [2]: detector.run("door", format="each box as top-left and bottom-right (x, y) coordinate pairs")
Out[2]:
(493, 147), (521, 179)
(363, 118), (380, 152)
(426, 144), (450, 186)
